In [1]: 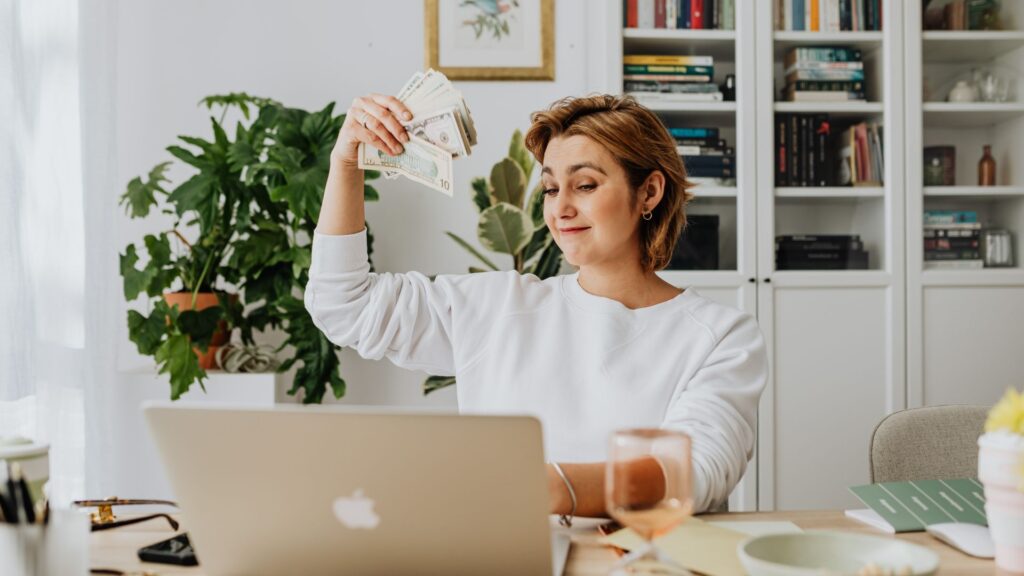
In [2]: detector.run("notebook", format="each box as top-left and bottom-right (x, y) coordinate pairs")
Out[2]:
(846, 478), (988, 533)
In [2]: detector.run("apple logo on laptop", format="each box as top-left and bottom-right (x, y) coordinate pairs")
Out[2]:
(333, 489), (380, 529)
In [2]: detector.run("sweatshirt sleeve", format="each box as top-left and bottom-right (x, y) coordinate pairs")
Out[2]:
(660, 309), (768, 513)
(303, 229), (456, 376)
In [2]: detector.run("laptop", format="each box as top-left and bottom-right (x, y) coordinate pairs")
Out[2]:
(143, 402), (570, 576)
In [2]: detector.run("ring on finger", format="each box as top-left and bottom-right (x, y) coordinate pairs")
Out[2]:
(357, 110), (370, 127)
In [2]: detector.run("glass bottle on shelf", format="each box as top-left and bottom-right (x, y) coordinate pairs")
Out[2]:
(978, 145), (996, 186)
(924, 157), (944, 186)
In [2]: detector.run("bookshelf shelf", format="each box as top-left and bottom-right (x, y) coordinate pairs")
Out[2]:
(773, 101), (884, 117)
(921, 102), (1024, 128)
(691, 186), (738, 198)
(775, 186), (885, 198)
(623, 28), (737, 60)
(772, 31), (884, 60)
(923, 186), (1024, 198)
(921, 31), (1024, 62)
(921, 269), (1024, 287)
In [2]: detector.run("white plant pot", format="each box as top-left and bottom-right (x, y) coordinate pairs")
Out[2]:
(978, 431), (1024, 573)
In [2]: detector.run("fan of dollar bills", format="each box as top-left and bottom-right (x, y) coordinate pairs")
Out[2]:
(357, 69), (478, 197)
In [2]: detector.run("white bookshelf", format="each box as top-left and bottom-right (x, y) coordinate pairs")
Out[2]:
(905, 2), (1024, 414)
(600, 0), (1024, 513)
(752, 0), (905, 513)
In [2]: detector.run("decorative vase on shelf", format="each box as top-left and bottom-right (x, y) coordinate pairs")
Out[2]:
(979, 145), (997, 186)
(948, 80), (980, 103)
(978, 388), (1024, 573)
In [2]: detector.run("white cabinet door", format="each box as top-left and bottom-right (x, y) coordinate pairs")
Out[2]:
(757, 280), (904, 510)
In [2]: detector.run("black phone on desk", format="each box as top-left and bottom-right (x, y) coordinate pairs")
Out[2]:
(137, 532), (199, 566)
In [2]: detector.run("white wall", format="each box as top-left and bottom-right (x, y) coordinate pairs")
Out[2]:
(105, 0), (603, 496)
(114, 0), (597, 406)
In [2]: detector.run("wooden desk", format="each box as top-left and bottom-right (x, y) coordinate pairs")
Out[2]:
(90, 510), (997, 575)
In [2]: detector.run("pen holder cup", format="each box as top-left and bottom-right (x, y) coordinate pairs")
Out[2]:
(0, 509), (90, 576)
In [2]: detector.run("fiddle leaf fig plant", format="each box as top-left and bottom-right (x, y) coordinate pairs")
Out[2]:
(121, 93), (378, 403)
(424, 129), (563, 394)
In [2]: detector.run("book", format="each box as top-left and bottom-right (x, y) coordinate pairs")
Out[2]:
(785, 69), (866, 82)
(848, 478), (988, 533)
(677, 145), (734, 156)
(682, 155), (735, 168)
(924, 260), (985, 269)
(623, 55), (714, 66)
(624, 74), (713, 82)
(924, 210), (978, 224)
(625, 81), (721, 94)
(623, 64), (714, 75)
(629, 92), (724, 103)
(785, 89), (866, 102)
(785, 47), (863, 67)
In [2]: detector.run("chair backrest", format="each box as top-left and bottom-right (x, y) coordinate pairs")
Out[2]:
(869, 405), (989, 483)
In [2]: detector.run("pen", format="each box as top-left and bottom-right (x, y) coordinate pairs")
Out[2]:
(11, 464), (35, 524)
(5, 462), (23, 524)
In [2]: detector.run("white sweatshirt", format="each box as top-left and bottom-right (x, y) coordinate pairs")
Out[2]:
(305, 229), (768, 512)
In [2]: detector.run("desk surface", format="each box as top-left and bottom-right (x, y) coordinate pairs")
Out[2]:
(90, 510), (997, 575)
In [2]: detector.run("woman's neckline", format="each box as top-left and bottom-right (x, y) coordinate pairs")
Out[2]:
(562, 272), (693, 317)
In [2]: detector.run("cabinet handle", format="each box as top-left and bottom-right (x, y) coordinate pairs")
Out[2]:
(748, 277), (756, 283)
(763, 277), (771, 283)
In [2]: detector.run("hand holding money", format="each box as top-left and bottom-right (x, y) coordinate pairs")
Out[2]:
(353, 69), (478, 197)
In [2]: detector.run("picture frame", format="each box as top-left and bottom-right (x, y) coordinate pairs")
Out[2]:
(424, 0), (555, 81)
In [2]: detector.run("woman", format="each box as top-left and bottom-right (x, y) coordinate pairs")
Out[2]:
(305, 92), (768, 522)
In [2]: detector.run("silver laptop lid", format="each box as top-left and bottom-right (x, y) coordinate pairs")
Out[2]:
(144, 402), (553, 576)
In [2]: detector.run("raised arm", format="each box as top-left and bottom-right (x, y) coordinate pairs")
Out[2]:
(318, 93), (412, 235)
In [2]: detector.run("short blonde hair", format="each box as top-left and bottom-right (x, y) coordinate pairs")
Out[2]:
(524, 94), (694, 273)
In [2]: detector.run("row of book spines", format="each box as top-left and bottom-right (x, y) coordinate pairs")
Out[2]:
(624, 74), (713, 82)
(625, 0), (736, 30)
(924, 228), (982, 239)
(775, 114), (831, 187)
(624, 55), (714, 66)
(775, 0), (882, 32)
(677, 145), (734, 156)
(924, 210), (978, 224)
(624, 65), (713, 75)
(925, 250), (982, 261)
(784, 47), (863, 66)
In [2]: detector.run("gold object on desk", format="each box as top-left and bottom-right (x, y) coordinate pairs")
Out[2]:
(74, 497), (179, 532)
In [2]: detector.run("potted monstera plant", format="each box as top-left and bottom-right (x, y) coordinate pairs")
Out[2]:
(120, 93), (379, 402)
(423, 130), (563, 394)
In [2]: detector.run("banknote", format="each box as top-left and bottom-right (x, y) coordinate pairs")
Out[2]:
(359, 69), (475, 196)
(403, 108), (470, 158)
(357, 135), (454, 197)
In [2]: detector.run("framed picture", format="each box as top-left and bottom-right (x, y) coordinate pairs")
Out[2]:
(425, 0), (555, 81)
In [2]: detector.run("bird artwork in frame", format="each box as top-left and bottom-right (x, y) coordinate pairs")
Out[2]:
(424, 0), (555, 81)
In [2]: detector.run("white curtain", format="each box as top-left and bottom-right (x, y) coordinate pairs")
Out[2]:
(1, 0), (117, 505)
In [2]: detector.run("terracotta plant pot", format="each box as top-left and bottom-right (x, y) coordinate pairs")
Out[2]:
(162, 292), (235, 370)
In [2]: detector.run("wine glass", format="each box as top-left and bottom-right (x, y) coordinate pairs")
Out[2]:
(605, 429), (694, 575)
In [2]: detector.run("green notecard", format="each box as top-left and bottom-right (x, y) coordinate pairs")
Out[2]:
(849, 478), (987, 533)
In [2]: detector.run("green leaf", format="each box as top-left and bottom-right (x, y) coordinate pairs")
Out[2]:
(489, 158), (527, 207)
(477, 204), (533, 255)
(155, 333), (206, 400)
(470, 177), (491, 213)
(363, 184), (379, 202)
(508, 129), (534, 183)
(177, 306), (224, 350)
(119, 162), (171, 218)
(291, 247), (312, 279)
(531, 240), (564, 280)
(424, 375), (456, 395)
(468, 267), (488, 274)
(127, 309), (168, 356)
(120, 244), (156, 300)
(444, 231), (500, 271)
(167, 172), (217, 217)
(521, 225), (551, 264)
(143, 234), (172, 264)
(166, 145), (207, 170)
(526, 180), (546, 226)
